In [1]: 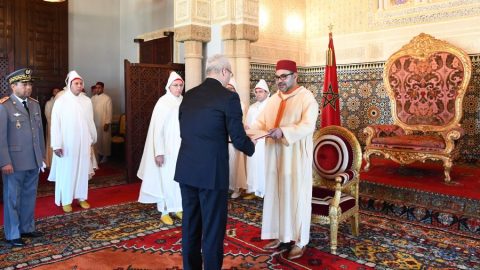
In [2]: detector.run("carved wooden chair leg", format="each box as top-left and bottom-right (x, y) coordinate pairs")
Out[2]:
(443, 159), (453, 183)
(350, 213), (359, 236)
(330, 218), (339, 255)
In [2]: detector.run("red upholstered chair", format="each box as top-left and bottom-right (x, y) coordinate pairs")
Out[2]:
(364, 33), (472, 183)
(311, 125), (362, 255)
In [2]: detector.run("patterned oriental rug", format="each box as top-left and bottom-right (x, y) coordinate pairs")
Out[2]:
(360, 158), (480, 235)
(1, 193), (479, 269)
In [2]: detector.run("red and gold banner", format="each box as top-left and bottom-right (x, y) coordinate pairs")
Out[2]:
(321, 32), (341, 127)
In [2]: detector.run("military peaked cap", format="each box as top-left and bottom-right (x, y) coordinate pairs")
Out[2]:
(6, 68), (34, 84)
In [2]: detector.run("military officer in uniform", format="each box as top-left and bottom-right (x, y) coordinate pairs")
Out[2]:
(0, 68), (45, 247)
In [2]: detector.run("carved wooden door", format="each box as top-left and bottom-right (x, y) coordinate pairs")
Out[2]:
(124, 60), (185, 182)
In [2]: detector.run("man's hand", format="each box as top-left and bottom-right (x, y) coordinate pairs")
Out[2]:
(54, 149), (64, 157)
(155, 155), (165, 167)
(1, 164), (14, 175)
(104, 123), (110, 132)
(268, 128), (283, 139)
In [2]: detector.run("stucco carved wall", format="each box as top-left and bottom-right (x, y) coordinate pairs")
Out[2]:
(252, 0), (480, 65)
(250, 0), (306, 65)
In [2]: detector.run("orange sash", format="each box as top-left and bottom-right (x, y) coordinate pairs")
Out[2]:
(273, 85), (299, 128)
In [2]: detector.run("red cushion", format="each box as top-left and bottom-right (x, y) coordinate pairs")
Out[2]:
(314, 134), (353, 179)
(311, 187), (356, 216)
(372, 134), (445, 150)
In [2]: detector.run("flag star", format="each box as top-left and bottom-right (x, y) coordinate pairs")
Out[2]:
(321, 83), (339, 110)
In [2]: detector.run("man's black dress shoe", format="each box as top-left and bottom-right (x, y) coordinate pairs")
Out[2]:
(21, 231), (43, 238)
(6, 238), (25, 247)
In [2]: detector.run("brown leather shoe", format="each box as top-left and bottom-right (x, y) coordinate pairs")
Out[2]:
(263, 239), (281, 250)
(287, 245), (306, 260)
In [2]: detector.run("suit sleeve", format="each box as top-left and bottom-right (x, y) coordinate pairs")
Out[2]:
(0, 105), (12, 167)
(226, 93), (255, 157)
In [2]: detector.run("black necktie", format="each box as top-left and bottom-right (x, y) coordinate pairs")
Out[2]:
(22, 100), (30, 115)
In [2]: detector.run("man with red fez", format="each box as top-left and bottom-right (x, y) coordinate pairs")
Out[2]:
(137, 71), (184, 225)
(250, 59), (318, 259)
(48, 70), (97, 213)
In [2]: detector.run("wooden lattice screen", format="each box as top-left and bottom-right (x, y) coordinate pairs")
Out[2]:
(0, 57), (11, 97)
(124, 60), (185, 182)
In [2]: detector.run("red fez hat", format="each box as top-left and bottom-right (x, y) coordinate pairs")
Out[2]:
(276, 60), (297, 73)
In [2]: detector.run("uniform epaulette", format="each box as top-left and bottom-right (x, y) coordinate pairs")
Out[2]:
(28, 97), (39, 103)
(0, 96), (9, 104)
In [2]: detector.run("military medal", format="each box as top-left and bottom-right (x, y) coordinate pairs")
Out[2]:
(16, 120), (21, 129)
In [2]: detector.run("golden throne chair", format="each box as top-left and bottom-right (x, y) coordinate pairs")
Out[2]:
(363, 33), (472, 183)
(311, 125), (362, 254)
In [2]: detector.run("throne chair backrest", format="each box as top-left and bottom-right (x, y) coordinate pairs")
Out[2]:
(384, 33), (472, 133)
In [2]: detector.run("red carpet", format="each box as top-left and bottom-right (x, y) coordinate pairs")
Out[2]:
(29, 218), (369, 270)
(361, 158), (480, 200)
(36, 162), (127, 197)
(0, 182), (140, 225)
(1, 190), (370, 269)
(38, 161), (126, 184)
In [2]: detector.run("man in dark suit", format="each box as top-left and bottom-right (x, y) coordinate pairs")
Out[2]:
(175, 54), (255, 270)
(0, 68), (45, 247)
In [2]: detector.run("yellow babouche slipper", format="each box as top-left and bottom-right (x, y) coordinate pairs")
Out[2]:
(175, 212), (183, 219)
(78, 200), (90, 209)
(243, 193), (256, 200)
(160, 214), (174, 225)
(62, 204), (72, 213)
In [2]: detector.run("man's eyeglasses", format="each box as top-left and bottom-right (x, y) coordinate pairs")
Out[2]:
(225, 68), (234, 77)
(275, 73), (293, 81)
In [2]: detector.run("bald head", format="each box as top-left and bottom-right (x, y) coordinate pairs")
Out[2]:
(205, 54), (233, 87)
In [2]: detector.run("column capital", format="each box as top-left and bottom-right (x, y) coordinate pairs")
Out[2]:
(221, 23), (258, 42)
(174, 25), (211, 43)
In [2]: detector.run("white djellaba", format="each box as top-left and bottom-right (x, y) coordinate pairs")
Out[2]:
(48, 70), (97, 207)
(245, 79), (270, 197)
(137, 71), (184, 223)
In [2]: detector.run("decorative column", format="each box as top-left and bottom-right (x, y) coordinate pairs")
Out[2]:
(221, 24), (238, 77)
(175, 25), (211, 90)
(222, 23), (258, 107)
(174, 0), (211, 91)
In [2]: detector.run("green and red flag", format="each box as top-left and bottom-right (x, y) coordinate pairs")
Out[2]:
(321, 31), (341, 127)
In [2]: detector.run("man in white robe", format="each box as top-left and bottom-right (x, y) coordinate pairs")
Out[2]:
(48, 71), (97, 213)
(92, 82), (112, 163)
(137, 72), (184, 225)
(44, 87), (60, 168)
(226, 78), (248, 199)
(250, 60), (318, 260)
(244, 79), (270, 198)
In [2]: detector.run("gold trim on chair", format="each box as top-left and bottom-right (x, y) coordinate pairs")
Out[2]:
(312, 126), (362, 255)
(364, 33), (472, 183)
